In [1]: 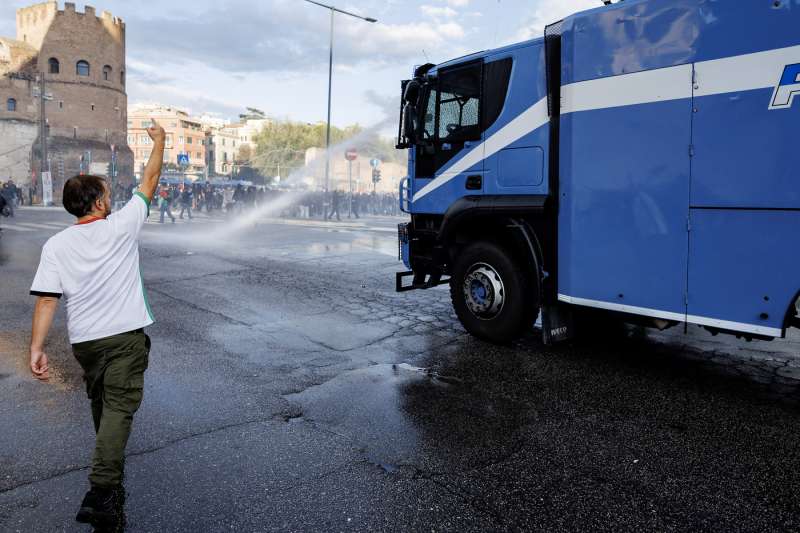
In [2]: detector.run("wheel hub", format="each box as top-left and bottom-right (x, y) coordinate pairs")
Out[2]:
(463, 263), (505, 319)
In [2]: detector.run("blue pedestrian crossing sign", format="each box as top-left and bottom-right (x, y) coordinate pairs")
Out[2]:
(369, 158), (381, 168)
(177, 153), (190, 166)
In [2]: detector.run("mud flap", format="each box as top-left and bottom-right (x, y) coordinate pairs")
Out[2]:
(541, 303), (574, 345)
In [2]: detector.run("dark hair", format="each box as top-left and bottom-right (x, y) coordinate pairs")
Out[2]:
(62, 175), (107, 217)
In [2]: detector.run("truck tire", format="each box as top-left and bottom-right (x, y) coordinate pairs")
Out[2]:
(450, 241), (539, 343)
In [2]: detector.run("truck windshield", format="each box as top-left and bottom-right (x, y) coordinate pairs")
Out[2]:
(438, 71), (480, 141)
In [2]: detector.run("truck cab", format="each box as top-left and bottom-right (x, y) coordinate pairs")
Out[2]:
(397, 0), (800, 345)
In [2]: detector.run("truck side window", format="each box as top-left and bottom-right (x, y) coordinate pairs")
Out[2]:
(423, 88), (438, 141)
(437, 62), (482, 142)
(482, 58), (512, 132)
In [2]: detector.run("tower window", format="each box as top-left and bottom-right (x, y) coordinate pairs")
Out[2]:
(7, 98), (16, 111)
(48, 57), (59, 74)
(103, 65), (112, 81)
(76, 60), (90, 77)
(120, 70), (125, 85)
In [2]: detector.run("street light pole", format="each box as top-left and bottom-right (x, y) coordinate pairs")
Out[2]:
(325, 9), (334, 194)
(302, 0), (377, 194)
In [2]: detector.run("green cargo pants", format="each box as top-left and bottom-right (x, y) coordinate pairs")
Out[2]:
(72, 329), (150, 488)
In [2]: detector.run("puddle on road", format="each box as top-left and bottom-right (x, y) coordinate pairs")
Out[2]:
(284, 325), (800, 485)
(301, 235), (396, 258)
(284, 352), (532, 473)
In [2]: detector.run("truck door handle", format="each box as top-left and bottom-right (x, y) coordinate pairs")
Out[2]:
(465, 175), (482, 190)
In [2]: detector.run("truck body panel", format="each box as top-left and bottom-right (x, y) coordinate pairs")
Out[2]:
(397, 0), (800, 342)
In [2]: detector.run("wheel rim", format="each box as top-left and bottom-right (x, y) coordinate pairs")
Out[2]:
(463, 262), (505, 320)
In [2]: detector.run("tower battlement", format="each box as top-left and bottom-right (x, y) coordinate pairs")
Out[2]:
(16, 2), (124, 51)
(17, 2), (124, 38)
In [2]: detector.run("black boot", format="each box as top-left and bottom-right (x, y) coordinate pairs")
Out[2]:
(76, 485), (124, 528)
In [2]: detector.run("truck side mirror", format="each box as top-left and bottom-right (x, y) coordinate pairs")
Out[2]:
(403, 103), (419, 144)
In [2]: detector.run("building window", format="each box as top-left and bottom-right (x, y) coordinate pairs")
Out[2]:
(178, 136), (184, 144)
(103, 65), (112, 81)
(166, 134), (173, 147)
(196, 152), (201, 159)
(186, 137), (192, 144)
(76, 60), (90, 77)
(90, 104), (95, 111)
(120, 70), (124, 85)
(59, 101), (63, 109)
(48, 57), (59, 74)
(73, 127), (78, 138)
(127, 134), (135, 145)
(6, 98), (16, 111)
(141, 120), (152, 128)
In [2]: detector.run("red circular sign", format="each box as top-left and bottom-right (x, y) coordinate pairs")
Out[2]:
(345, 148), (358, 161)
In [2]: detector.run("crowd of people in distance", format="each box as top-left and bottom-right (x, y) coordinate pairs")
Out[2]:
(287, 189), (401, 220)
(0, 177), (401, 224)
(148, 181), (402, 224)
(0, 179), (27, 217)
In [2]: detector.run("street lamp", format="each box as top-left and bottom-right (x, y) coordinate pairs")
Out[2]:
(302, 0), (377, 193)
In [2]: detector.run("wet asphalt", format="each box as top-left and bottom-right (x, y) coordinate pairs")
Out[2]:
(1, 206), (799, 532)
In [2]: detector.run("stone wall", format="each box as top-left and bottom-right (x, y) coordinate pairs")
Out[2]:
(0, 119), (36, 182)
(38, 136), (133, 204)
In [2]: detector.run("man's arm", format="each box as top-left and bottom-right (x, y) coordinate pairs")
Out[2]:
(30, 296), (58, 381)
(139, 119), (166, 202)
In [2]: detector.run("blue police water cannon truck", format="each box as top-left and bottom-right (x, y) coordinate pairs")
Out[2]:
(395, 0), (800, 344)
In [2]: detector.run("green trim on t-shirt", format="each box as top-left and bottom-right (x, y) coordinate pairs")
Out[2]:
(139, 268), (155, 322)
(134, 191), (150, 217)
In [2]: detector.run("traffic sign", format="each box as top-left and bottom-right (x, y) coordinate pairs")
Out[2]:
(369, 158), (380, 168)
(177, 153), (190, 166)
(345, 148), (358, 161)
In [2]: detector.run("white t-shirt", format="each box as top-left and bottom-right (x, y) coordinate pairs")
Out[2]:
(30, 192), (154, 343)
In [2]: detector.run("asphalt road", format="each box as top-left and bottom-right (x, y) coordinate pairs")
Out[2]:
(1, 205), (799, 532)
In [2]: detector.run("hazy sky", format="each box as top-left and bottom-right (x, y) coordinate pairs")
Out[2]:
(0, 0), (599, 130)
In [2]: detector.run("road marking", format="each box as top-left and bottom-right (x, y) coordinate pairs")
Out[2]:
(0, 224), (34, 232)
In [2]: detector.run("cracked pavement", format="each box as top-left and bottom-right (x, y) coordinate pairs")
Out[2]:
(1, 207), (800, 532)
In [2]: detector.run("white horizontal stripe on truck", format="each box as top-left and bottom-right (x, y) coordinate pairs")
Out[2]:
(412, 44), (800, 203)
(557, 294), (783, 337)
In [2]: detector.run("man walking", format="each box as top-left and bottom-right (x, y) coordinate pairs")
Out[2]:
(158, 186), (175, 224)
(0, 180), (15, 217)
(326, 189), (341, 221)
(28, 119), (165, 528)
(178, 184), (193, 220)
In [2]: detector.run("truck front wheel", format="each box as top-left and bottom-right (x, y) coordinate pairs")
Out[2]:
(450, 241), (539, 343)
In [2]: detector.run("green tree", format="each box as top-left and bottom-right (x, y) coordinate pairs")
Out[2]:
(252, 120), (402, 183)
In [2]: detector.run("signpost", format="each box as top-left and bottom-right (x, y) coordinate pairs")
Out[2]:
(345, 148), (357, 218)
(41, 171), (52, 206)
(80, 150), (92, 176)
